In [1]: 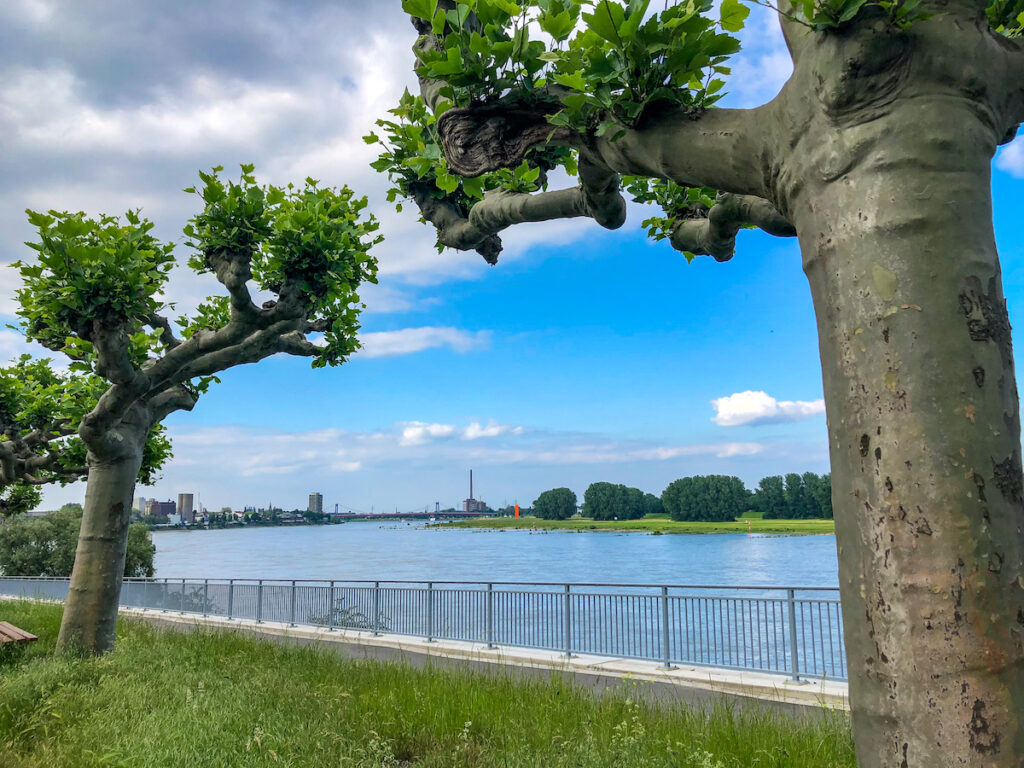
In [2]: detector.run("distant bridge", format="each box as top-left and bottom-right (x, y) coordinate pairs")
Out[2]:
(336, 510), (500, 522)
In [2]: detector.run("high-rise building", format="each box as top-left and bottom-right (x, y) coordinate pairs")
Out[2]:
(134, 496), (148, 513)
(308, 492), (323, 515)
(177, 493), (195, 524)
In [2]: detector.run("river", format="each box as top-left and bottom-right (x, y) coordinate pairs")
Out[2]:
(152, 521), (840, 587)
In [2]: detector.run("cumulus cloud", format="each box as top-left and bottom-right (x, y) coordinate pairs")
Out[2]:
(711, 390), (826, 427)
(996, 135), (1024, 179)
(399, 422), (457, 446)
(358, 327), (491, 358)
(463, 421), (523, 440)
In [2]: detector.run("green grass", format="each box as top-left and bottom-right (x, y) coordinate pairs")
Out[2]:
(444, 516), (834, 535)
(0, 600), (854, 767)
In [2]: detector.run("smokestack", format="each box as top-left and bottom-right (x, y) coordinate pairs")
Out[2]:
(470, 469), (474, 500)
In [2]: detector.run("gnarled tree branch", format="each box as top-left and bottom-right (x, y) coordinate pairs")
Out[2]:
(670, 194), (797, 261)
(436, 102), (773, 199)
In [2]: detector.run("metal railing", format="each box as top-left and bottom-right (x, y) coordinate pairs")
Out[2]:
(0, 576), (847, 680)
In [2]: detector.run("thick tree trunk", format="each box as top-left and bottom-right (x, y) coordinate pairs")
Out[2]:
(55, 448), (143, 655)
(792, 97), (1024, 766)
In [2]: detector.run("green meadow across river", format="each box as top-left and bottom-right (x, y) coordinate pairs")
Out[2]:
(443, 515), (836, 535)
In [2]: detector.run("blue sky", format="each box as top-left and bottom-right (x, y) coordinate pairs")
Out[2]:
(1, 1), (1022, 513)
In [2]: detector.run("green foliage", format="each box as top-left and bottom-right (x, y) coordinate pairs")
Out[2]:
(621, 176), (717, 260)
(754, 472), (832, 519)
(0, 484), (42, 517)
(0, 507), (155, 577)
(582, 481), (647, 520)
(0, 599), (857, 767)
(533, 486), (578, 519)
(406, 0), (742, 133)
(366, 89), (573, 235)
(986, 0), (1024, 35)
(16, 210), (175, 359)
(661, 475), (750, 522)
(183, 166), (381, 368)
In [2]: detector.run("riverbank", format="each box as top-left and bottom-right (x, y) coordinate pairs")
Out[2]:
(0, 600), (854, 767)
(442, 516), (836, 535)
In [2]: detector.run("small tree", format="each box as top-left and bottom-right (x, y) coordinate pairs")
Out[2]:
(15, 165), (380, 654)
(662, 475), (749, 522)
(533, 487), (577, 519)
(0, 506), (155, 578)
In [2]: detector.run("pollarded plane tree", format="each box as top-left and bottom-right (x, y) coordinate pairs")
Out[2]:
(15, 166), (380, 654)
(375, 1), (1024, 765)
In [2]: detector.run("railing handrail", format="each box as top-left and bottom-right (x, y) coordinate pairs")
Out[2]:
(7, 576), (838, 592)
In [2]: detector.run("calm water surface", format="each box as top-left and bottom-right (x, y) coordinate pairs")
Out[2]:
(152, 522), (839, 587)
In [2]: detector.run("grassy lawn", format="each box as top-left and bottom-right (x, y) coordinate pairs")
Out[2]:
(0, 600), (854, 767)
(443, 516), (835, 535)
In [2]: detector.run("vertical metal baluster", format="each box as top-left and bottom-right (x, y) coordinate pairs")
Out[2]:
(787, 588), (800, 681)
(563, 584), (572, 658)
(426, 582), (434, 642)
(373, 581), (381, 636)
(227, 579), (234, 620)
(203, 579), (209, 617)
(486, 583), (495, 648)
(257, 579), (264, 624)
(328, 580), (335, 631)
(180, 578), (186, 614)
(661, 586), (673, 669)
(289, 580), (297, 627)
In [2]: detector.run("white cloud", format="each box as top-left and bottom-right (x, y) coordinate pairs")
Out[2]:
(358, 327), (491, 358)
(711, 390), (825, 427)
(996, 135), (1024, 178)
(399, 422), (457, 446)
(463, 421), (523, 440)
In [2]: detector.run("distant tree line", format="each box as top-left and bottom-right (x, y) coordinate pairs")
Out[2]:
(529, 472), (832, 523)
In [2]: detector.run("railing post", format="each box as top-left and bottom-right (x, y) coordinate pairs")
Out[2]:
(203, 579), (209, 617)
(563, 584), (572, 658)
(328, 581), (336, 631)
(373, 581), (381, 636)
(426, 582), (434, 642)
(289, 580), (297, 627)
(486, 583), (495, 649)
(256, 580), (264, 624)
(227, 580), (234, 620)
(161, 578), (168, 613)
(787, 588), (801, 681)
(661, 586), (673, 669)
(180, 578), (186, 614)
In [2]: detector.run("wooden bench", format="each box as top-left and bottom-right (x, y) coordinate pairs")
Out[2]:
(0, 621), (37, 645)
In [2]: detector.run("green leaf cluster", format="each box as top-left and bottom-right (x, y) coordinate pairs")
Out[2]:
(0, 355), (171, 490)
(986, 0), (1024, 36)
(621, 176), (715, 260)
(406, 1), (742, 134)
(183, 165), (382, 368)
(15, 210), (175, 356)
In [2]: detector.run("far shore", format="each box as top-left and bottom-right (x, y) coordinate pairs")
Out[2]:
(438, 515), (835, 535)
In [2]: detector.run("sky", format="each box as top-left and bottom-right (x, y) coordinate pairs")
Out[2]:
(1, 1), (1022, 514)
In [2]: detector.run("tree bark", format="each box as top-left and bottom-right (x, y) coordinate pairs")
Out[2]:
(56, 441), (144, 655)
(792, 94), (1024, 766)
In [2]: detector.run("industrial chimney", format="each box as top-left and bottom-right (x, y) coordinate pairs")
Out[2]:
(470, 469), (474, 500)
